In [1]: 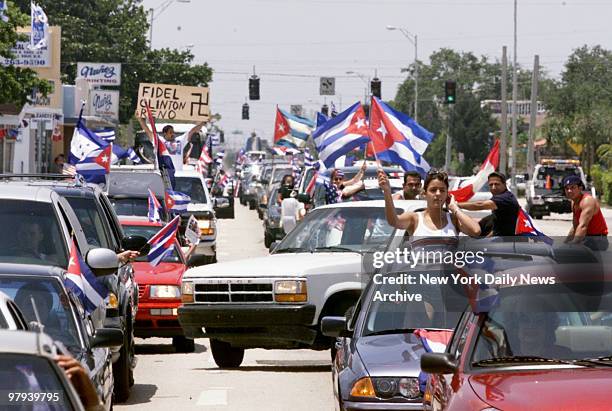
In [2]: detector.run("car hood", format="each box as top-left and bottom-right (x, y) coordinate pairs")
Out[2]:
(183, 252), (362, 278)
(469, 368), (612, 409)
(132, 261), (185, 285)
(356, 334), (425, 377)
(187, 203), (213, 212)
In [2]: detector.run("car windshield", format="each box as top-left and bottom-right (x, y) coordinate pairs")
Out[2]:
(65, 197), (112, 249)
(0, 200), (68, 268)
(0, 277), (82, 350)
(107, 171), (166, 196)
(362, 271), (464, 336)
(274, 207), (397, 253)
(535, 167), (580, 190)
(110, 197), (168, 221)
(0, 354), (74, 411)
(272, 169), (293, 185)
(174, 176), (208, 204)
(121, 224), (182, 263)
(471, 282), (612, 365)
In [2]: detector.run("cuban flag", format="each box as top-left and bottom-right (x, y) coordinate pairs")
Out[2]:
(316, 111), (329, 128)
(93, 128), (116, 142)
(369, 97), (433, 176)
(75, 145), (112, 184)
(516, 207), (553, 245)
(147, 216), (180, 266)
(65, 240), (108, 314)
(450, 140), (500, 202)
(165, 190), (190, 213)
(30, 2), (48, 50)
(145, 103), (175, 187)
(148, 189), (162, 223)
(111, 144), (129, 164)
(313, 102), (370, 169)
(69, 117), (109, 165)
(127, 147), (142, 164)
(273, 108), (315, 149)
(217, 173), (229, 189)
(304, 147), (315, 167)
(415, 329), (453, 392)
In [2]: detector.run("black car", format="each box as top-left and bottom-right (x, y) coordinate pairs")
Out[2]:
(263, 184), (283, 248)
(0, 264), (124, 411)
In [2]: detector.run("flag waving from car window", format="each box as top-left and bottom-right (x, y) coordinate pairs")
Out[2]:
(64, 239), (108, 314)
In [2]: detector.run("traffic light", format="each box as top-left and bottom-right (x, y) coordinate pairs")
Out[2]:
(249, 75), (260, 100)
(370, 77), (382, 99)
(242, 103), (249, 120)
(444, 80), (456, 104)
(321, 104), (329, 117)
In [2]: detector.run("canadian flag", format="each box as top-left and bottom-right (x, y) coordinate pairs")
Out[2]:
(449, 140), (500, 202)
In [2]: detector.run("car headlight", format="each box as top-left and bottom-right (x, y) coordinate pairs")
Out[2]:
(367, 377), (421, 400)
(181, 281), (194, 303)
(350, 377), (376, 398)
(149, 285), (181, 299)
(197, 218), (215, 235)
(274, 280), (307, 302)
(105, 292), (119, 309)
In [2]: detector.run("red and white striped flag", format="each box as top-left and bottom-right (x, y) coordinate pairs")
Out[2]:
(449, 140), (500, 202)
(196, 144), (212, 174)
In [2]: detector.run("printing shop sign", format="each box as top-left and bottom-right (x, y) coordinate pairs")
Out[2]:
(136, 83), (210, 122)
(77, 62), (121, 86)
(89, 90), (120, 121)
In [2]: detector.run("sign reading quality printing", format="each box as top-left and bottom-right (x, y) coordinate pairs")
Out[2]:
(77, 62), (122, 85)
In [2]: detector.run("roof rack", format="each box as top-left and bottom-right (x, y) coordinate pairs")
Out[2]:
(0, 173), (86, 186)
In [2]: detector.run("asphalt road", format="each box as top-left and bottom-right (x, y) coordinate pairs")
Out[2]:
(116, 199), (610, 410)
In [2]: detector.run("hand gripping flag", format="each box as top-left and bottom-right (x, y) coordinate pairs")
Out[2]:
(449, 140), (500, 202)
(147, 216), (180, 266)
(515, 207), (554, 245)
(414, 329), (454, 392)
(369, 97), (433, 175)
(148, 189), (163, 223)
(273, 108), (315, 149)
(75, 145), (112, 184)
(65, 239), (108, 314)
(165, 190), (190, 213)
(313, 102), (371, 169)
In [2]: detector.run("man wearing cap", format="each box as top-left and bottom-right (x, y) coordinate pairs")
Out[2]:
(563, 175), (608, 250)
(457, 172), (520, 237)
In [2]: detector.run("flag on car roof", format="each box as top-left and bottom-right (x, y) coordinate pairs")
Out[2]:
(165, 190), (190, 213)
(515, 207), (553, 245)
(449, 140), (500, 202)
(313, 102), (370, 169)
(65, 239), (108, 314)
(75, 145), (112, 184)
(368, 97), (432, 176)
(148, 189), (163, 223)
(273, 108), (315, 149)
(147, 216), (180, 266)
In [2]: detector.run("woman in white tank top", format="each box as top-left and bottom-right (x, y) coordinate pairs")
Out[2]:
(378, 169), (481, 238)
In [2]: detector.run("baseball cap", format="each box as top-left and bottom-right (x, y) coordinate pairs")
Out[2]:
(562, 175), (583, 188)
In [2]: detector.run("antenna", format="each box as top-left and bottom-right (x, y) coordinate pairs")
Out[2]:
(30, 296), (45, 333)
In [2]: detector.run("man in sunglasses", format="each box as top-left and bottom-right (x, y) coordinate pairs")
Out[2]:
(456, 172), (519, 238)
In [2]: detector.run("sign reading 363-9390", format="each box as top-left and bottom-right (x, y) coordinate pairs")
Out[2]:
(136, 83), (210, 122)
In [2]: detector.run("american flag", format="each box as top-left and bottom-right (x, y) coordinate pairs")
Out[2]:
(196, 144), (212, 174)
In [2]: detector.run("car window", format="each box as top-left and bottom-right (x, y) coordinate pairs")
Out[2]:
(0, 277), (82, 350)
(107, 172), (166, 196)
(7, 301), (28, 330)
(0, 308), (8, 328)
(65, 197), (112, 249)
(97, 193), (123, 251)
(175, 176), (208, 204)
(0, 354), (75, 411)
(0, 200), (68, 267)
(110, 197), (168, 221)
(121, 224), (182, 263)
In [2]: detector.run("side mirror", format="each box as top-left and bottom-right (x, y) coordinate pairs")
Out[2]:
(122, 235), (149, 253)
(269, 241), (280, 253)
(297, 193), (311, 204)
(321, 316), (351, 338)
(91, 328), (124, 348)
(85, 248), (119, 277)
(420, 352), (457, 374)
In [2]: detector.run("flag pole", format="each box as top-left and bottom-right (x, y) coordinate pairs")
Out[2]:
(367, 97), (382, 168)
(144, 101), (160, 171)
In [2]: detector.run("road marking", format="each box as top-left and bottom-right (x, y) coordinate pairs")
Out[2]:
(196, 389), (228, 406)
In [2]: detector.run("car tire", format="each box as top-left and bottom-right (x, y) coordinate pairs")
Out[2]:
(210, 339), (244, 368)
(249, 201), (256, 210)
(239, 196), (246, 206)
(113, 313), (133, 403)
(173, 336), (196, 353)
(264, 231), (273, 248)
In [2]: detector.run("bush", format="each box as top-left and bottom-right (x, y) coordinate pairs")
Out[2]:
(591, 165), (612, 206)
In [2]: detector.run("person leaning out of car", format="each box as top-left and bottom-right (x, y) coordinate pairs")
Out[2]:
(379, 168), (481, 238)
(392, 170), (423, 200)
(563, 175), (609, 251)
(456, 172), (520, 238)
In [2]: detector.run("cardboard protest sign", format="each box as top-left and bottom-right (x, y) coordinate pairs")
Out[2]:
(137, 83), (210, 122)
(185, 215), (200, 245)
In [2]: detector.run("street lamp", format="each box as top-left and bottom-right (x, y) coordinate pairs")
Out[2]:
(345, 71), (370, 105)
(386, 25), (418, 122)
(149, 0), (191, 48)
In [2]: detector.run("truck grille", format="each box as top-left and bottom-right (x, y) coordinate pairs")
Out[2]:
(194, 279), (274, 303)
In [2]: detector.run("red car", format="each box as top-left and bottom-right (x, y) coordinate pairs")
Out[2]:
(421, 257), (612, 411)
(120, 217), (195, 353)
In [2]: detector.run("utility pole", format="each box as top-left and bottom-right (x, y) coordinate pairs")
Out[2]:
(413, 34), (418, 122)
(510, 0), (518, 195)
(527, 55), (539, 174)
(500, 46), (508, 175)
(148, 8), (154, 47)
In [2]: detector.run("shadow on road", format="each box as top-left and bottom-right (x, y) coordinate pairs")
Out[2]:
(120, 384), (158, 406)
(192, 361), (331, 373)
(135, 343), (207, 355)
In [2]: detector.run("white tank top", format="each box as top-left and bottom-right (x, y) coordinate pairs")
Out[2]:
(412, 211), (458, 237)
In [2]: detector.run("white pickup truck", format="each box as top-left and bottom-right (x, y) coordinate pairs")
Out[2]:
(178, 200), (487, 367)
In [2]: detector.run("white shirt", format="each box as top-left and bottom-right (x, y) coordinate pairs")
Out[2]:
(280, 198), (304, 234)
(412, 211), (458, 237)
(160, 133), (190, 170)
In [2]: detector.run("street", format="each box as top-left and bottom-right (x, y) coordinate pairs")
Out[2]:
(116, 200), (606, 410)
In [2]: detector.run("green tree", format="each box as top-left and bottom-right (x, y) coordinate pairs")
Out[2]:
(0, 1), (51, 106)
(14, 0), (213, 123)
